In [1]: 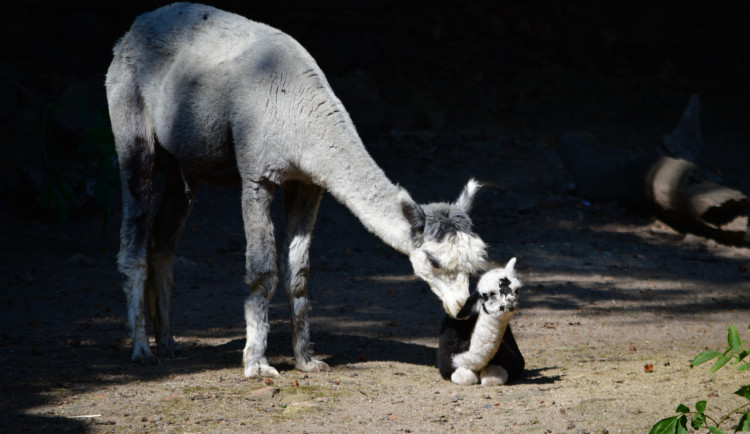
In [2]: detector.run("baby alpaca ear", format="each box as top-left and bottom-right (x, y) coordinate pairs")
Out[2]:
(455, 291), (481, 320)
(455, 178), (482, 214)
(504, 257), (517, 276)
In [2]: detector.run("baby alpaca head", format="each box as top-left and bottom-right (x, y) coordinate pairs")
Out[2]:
(456, 257), (521, 319)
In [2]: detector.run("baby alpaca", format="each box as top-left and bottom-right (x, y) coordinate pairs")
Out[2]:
(438, 258), (524, 386)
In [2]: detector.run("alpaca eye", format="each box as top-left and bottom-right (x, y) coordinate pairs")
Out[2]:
(426, 253), (442, 269)
(481, 293), (490, 301)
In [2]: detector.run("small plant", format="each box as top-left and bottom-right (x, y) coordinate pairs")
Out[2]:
(40, 106), (79, 223)
(76, 109), (119, 232)
(42, 103), (118, 229)
(649, 323), (750, 434)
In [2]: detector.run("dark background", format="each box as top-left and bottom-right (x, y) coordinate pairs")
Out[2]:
(1, 2), (749, 431)
(1, 1), (748, 222)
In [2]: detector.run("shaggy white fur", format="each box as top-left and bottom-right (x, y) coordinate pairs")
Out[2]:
(106, 3), (489, 377)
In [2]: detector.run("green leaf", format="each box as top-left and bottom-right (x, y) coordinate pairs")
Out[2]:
(649, 416), (687, 434)
(707, 428), (724, 434)
(55, 178), (77, 204)
(736, 410), (750, 432)
(729, 325), (742, 353)
(692, 351), (723, 367)
(738, 362), (750, 372)
(735, 385), (750, 401)
(676, 403), (690, 414)
(710, 355), (733, 375)
(695, 400), (707, 413)
(691, 413), (705, 430)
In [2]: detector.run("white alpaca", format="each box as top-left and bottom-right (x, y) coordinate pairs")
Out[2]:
(438, 258), (523, 386)
(105, 3), (488, 378)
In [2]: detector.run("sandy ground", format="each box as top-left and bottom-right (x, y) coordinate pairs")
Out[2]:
(2, 119), (749, 433)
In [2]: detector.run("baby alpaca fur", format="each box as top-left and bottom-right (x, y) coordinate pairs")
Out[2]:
(438, 258), (525, 386)
(106, 3), (489, 378)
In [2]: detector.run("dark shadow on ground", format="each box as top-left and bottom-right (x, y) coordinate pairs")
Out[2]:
(519, 367), (562, 386)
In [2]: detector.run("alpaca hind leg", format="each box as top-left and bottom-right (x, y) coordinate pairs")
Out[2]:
(241, 181), (280, 378)
(451, 367), (479, 385)
(480, 365), (509, 386)
(115, 143), (156, 364)
(147, 152), (195, 357)
(108, 69), (158, 364)
(282, 181), (329, 373)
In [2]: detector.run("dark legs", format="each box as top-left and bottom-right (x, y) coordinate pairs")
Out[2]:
(146, 150), (195, 358)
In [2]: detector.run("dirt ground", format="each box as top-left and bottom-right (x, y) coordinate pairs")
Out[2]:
(2, 107), (749, 434)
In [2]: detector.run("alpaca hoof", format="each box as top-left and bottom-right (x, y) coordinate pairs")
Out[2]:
(244, 361), (280, 379)
(157, 337), (183, 358)
(451, 367), (479, 386)
(131, 345), (159, 365)
(480, 365), (509, 386)
(296, 359), (330, 373)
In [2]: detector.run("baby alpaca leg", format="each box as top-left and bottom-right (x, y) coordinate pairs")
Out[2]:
(451, 367), (479, 385)
(480, 365), (509, 386)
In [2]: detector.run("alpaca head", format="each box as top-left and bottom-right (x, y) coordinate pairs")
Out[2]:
(455, 257), (521, 319)
(401, 179), (488, 317)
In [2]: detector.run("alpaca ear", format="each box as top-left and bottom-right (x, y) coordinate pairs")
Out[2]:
(402, 200), (425, 235)
(455, 291), (481, 320)
(504, 257), (517, 276)
(455, 178), (482, 214)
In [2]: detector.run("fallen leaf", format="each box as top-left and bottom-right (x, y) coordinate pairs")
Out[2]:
(248, 386), (276, 400)
(291, 379), (299, 387)
(264, 378), (273, 385)
(629, 344), (637, 351)
(644, 364), (654, 373)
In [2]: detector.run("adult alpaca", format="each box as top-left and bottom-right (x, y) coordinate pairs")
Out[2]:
(106, 2), (488, 378)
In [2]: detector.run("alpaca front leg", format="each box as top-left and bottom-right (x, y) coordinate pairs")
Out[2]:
(451, 367), (479, 385)
(282, 181), (329, 373)
(243, 288), (279, 378)
(240, 181), (280, 378)
(479, 365), (509, 386)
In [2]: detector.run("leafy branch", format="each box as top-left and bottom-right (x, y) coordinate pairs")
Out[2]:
(650, 324), (750, 434)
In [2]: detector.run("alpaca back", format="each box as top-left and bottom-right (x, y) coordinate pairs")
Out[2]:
(109, 2), (353, 182)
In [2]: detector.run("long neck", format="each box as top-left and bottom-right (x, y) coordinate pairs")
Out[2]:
(472, 311), (514, 349)
(298, 119), (415, 255)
